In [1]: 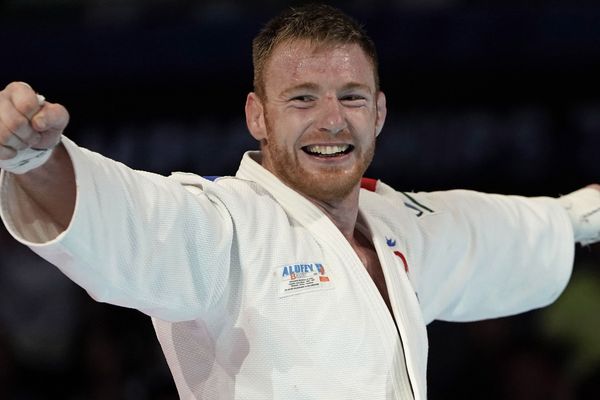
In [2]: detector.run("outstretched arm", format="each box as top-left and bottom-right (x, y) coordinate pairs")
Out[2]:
(0, 82), (74, 230)
(0, 82), (235, 320)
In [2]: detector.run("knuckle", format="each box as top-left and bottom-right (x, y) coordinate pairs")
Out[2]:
(13, 93), (39, 115)
(5, 82), (32, 98)
(3, 112), (28, 134)
(2, 82), (39, 118)
(8, 81), (31, 90)
(5, 81), (23, 91)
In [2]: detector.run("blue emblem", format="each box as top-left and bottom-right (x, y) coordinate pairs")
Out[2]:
(386, 237), (396, 247)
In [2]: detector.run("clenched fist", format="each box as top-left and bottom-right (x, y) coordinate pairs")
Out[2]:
(0, 82), (69, 171)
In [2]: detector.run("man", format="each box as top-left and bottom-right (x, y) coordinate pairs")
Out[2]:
(0, 4), (598, 399)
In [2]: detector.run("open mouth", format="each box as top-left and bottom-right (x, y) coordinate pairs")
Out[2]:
(301, 144), (354, 158)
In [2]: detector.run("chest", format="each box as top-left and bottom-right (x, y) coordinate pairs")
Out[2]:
(353, 240), (394, 317)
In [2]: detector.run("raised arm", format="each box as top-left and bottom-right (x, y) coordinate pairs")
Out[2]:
(0, 82), (237, 320)
(0, 82), (74, 230)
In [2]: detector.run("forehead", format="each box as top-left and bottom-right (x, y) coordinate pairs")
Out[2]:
(264, 39), (376, 93)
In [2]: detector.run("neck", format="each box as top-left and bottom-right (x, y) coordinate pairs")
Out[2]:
(252, 152), (362, 242)
(302, 184), (361, 242)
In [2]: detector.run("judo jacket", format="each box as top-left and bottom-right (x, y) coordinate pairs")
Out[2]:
(0, 138), (575, 399)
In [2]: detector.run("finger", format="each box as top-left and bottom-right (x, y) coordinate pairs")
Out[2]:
(31, 102), (69, 148)
(5, 81), (43, 120)
(33, 102), (69, 131)
(0, 98), (41, 146)
(0, 145), (17, 160)
(0, 119), (28, 150)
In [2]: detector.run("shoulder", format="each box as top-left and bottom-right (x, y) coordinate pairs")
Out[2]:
(167, 172), (288, 224)
(168, 172), (266, 196)
(359, 177), (436, 218)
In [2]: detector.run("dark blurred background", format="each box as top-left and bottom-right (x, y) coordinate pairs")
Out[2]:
(1, 0), (600, 399)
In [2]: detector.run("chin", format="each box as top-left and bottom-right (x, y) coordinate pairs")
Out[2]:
(288, 168), (362, 202)
(263, 140), (375, 202)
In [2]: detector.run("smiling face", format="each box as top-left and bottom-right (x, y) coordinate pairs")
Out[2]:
(245, 39), (387, 203)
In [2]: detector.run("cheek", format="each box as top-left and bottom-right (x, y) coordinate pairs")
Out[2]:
(348, 110), (377, 136)
(271, 112), (311, 144)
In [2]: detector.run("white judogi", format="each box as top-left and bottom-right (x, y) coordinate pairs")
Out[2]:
(0, 138), (574, 399)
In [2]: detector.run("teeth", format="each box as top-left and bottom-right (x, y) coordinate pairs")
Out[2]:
(305, 144), (349, 155)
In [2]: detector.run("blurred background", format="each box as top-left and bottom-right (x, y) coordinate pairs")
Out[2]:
(1, 0), (600, 398)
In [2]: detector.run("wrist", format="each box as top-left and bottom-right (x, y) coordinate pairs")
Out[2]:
(558, 187), (600, 245)
(0, 139), (60, 175)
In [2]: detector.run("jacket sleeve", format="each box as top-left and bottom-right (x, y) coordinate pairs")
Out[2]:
(0, 137), (234, 322)
(392, 187), (575, 324)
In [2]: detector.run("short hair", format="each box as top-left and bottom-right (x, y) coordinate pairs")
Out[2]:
(252, 3), (380, 100)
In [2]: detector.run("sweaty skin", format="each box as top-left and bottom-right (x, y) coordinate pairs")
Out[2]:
(244, 40), (391, 311)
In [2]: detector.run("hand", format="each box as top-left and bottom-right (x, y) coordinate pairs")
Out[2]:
(559, 185), (600, 245)
(587, 184), (600, 192)
(0, 82), (69, 160)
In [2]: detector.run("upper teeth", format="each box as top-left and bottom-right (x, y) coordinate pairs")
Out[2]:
(305, 145), (349, 155)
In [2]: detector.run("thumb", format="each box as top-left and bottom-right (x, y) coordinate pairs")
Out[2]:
(31, 102), (69, 149)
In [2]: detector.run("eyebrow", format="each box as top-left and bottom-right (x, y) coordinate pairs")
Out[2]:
(280, 83), (320, 98)
(340, 82), (372, 92)
(280, 82), (373, 97)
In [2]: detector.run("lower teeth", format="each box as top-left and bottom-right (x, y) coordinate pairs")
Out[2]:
(314, 152), (341, 157)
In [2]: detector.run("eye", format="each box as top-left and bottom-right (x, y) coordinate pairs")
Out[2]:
(340, 94), (367, 107)
(290, 95), (315, 102)
(289, 95), (316, 108)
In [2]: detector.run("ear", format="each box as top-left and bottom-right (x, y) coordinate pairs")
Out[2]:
(375, 91), (387, 137)
(245, 92), (267, 141)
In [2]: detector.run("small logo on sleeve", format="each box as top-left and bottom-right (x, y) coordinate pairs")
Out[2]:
(400, 192), (435, 217)
(277, 262), (333, 298)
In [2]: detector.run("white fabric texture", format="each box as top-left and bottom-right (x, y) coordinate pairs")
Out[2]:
(0, 138), (575, 400)
(0, 146), (55, 174)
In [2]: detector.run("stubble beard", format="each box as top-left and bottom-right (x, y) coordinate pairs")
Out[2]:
(262, 125), (375, 203)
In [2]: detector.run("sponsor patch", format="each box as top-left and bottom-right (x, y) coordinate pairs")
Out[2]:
(276, 262), (334, 298)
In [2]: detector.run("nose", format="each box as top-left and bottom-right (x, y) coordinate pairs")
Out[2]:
(317, 96), (347, 135)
